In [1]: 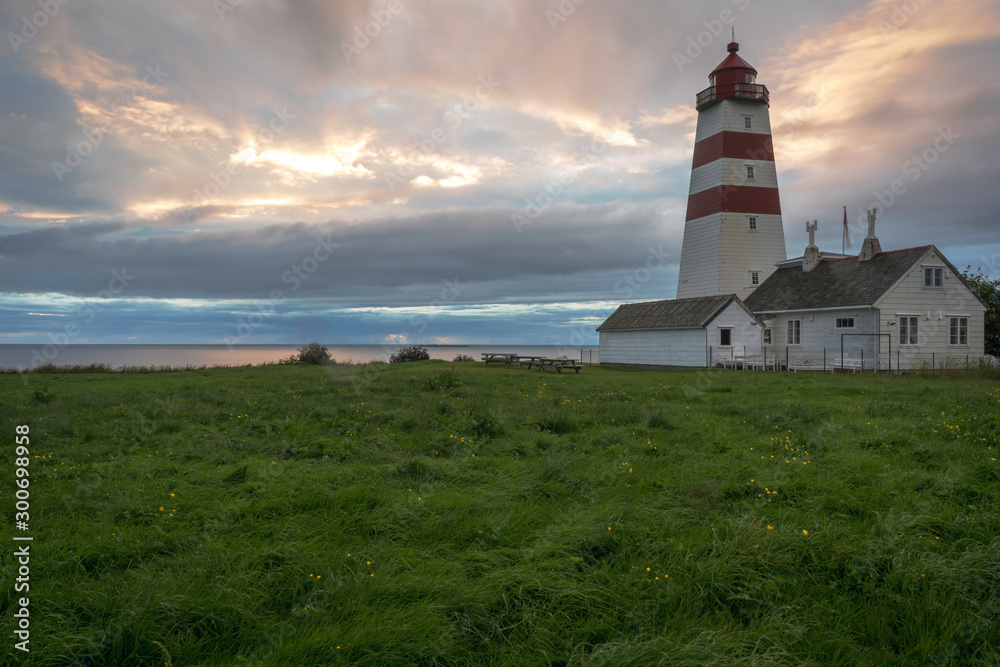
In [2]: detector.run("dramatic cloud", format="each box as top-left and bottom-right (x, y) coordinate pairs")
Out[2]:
(1, 0), (997, 343)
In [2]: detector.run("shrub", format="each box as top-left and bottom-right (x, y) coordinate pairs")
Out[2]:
(291, 343), (333, 365)
(390, 346), (430, 363)
(425, 369), (461, 391)
(471, 415), (502, 439)
(453, 353), (476, 362)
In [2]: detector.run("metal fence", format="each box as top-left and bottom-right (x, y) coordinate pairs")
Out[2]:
(708, 345), (994, 374)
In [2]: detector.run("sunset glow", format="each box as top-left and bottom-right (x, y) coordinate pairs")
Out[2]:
(2, 0), (998, 343)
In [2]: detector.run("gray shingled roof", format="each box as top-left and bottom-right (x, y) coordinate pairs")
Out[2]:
(597, 294), (747, 331)
(744, 246), (930, 312)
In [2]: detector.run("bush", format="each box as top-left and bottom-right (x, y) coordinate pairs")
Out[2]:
(453, 353), (476, 362)
(425, 369), (461, 391)
(289, 343), (333, 365)
(390, 346), (430, 364)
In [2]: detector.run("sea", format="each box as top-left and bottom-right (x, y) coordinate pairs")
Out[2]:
(0, 344), (601, 371)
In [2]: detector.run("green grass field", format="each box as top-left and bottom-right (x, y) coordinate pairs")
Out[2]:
(2, 362), (999, 666)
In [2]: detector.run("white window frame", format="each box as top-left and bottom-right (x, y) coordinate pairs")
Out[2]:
(899, 316), (919, 345)
(949, 316), (969, 346)
(835, 317), (855, 329)
(762, 328), (772, 345)
(787, 319), (801, 346)
(720, 328), (733, 347)
(743, 115), (753, 130)
(748, 215), (758, 231)
(924, 267), (944, 288)
(745, 164), (755, 180)
(750, 271), (760, 286)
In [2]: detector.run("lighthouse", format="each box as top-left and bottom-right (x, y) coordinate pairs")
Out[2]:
(676, 40), (786, 299)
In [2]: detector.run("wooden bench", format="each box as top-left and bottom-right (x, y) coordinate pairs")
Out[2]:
(833, 358), (862, 373)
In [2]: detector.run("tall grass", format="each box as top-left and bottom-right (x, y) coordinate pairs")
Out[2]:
(1, 363), (998, 665)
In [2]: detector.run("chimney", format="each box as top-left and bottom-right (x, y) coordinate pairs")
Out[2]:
(858, 208), (882, 261)
(802, 220), (821, 272)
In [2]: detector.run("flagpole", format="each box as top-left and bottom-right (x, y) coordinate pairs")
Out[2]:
(842, 205), (847, 254)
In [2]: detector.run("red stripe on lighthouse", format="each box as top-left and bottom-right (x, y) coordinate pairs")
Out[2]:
(691, 132), (775, 170)
(685, 186), (782, 222)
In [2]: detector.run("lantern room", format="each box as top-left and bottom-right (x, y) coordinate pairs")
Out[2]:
(696, 42), (769, 110)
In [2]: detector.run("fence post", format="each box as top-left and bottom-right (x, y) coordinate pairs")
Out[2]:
(897, 349), (900, 373)
(933, 352), (936, 372)
(786, 347), (789, 373)
(823, 348), (827, 373)
(861, 348), (864, 373)
(744, 346), (747, 371)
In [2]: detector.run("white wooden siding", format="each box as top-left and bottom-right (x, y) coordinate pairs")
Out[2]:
(719, 212), (785, 298)
(764, 309), (879, 368)
(677, 213), (722, 298)
(874, 248), (986, 368)
(707, 301), (764, 362)
(695, 99), (773, 138)
(689, 158), (779, 195)
(600, 328), (707, 367)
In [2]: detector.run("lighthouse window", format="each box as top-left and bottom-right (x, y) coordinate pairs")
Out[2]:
(745, 165), (755, 180)
(750, 271), (760, 286)
(743, 115), (753, 129)
(748, 215), (758, 231)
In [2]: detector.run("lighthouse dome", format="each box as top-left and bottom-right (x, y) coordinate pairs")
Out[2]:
(709, 42), (757, 85)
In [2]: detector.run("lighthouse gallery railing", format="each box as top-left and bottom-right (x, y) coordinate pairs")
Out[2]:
(696, 83), (769, 110)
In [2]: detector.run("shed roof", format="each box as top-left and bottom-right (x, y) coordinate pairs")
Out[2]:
(597, 294), (752, 332)
(745, 246), (931, 312)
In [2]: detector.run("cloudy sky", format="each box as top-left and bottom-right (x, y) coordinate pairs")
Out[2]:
(2, 0), (998, 345)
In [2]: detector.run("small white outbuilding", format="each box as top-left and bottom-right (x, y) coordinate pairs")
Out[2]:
(597, 294), (762, 369)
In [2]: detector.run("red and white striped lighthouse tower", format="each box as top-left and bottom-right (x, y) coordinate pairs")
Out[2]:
(676, 40), (786, 299)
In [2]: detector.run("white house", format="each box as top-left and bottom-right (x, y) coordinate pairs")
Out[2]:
(745, 218), (988, 371)
(597, 294), (762, 369)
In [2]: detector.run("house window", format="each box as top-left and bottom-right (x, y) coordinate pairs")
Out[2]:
(743, 115), (753, 130)
(720, 328), (732, 346)
(750, 271), (760, 286)
(899, 316), (919, 345)
(787, 320), (801, 345)
(763, 328), (772, 345)
(950, 317), (969, 345)
(748, 215), (758, 231)
(836, 317), (855, 329)
(924, 267), (943, 287)
(745, 164), (755, 180)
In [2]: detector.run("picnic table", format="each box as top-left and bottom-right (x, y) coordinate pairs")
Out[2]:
(481, 354), (583, 373)
(535, 358), (583, 373)
(481, 353), (517, 366)
(508, 355), (545, 369)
